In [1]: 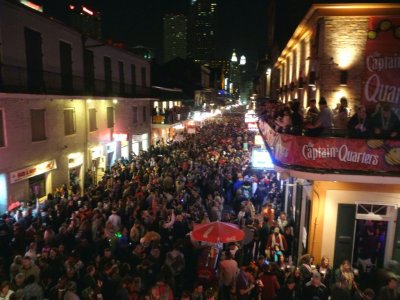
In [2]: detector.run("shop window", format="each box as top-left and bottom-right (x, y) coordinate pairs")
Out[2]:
(31, 109), (46, 141)
(357, 204), (388, 216)
(143, 106), (147, 122)
(0, 109), (5, 147)
(64, 108), (76, 135)
(89, 108), (97, 132)
(107, 107), (114, 128)
(132, 107), (138, 124)
(29, 174), (46, 200)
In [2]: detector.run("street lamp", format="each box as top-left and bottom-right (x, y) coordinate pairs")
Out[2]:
(266, 68), (272, 97)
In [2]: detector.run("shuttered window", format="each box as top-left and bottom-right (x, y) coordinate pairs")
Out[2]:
(89, 108), (97, 132)
(64, 108), (76, 135)
(31, 109), (46, 141)
(107, 107), (114, 128)
(132, 107), (138, 124)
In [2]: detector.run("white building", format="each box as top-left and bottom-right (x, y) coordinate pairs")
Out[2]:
(0, 0), (155, 212)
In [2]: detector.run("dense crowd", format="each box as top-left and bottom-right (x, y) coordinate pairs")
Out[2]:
(0, 113), (398, 300)
(261, 97), (400, 139)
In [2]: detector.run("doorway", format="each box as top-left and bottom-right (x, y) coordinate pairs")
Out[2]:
(353, 220), (387, 271)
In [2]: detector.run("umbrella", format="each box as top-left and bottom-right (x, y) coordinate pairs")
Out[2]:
(191, 221), (244, 243)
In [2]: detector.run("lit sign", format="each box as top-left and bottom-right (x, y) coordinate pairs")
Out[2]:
(254, 134), (264, 146)
(82, 6), (94, 15)
(113, 133), (128, 142)
(247, 123), (258, 131)
(251, 149), (274, 169)
(173, 124), (185, 130)
(10, 160), (57, 184)
(19, 0), (43, 12)
(91, 146), (102, 159)
(245, 113), (258, 123)
(68, 152), (84, 169)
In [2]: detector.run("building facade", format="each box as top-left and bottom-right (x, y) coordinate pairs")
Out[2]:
(163, 14), (187, 63)
(0, 0), (154, 212)
(187, 0), (217, 64)
(261, 3), (400, 268)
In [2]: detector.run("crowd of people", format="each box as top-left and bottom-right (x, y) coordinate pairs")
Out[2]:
(0, 112), (398, 300)
(262, 98), (400, 139)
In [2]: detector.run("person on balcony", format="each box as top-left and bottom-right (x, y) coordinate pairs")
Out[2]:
(333, 97), (349, 134)
(290, 101), (304, 135)
(304, 97), (333, 137)
(275, 107), (293, 134)
(304, 99), (319, 128)
(347, 105), (372, 139)
(371, 103), (400, 140)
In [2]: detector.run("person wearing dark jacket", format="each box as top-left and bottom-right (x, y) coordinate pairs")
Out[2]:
(302, 271), (328, 300)
(279, 276), (299, 300)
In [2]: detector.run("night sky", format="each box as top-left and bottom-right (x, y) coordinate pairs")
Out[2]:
(92, 0), (301, 70)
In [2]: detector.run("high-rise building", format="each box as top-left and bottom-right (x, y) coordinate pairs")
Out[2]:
(188, 0), (217, 64)
(163, 14), (187, 63)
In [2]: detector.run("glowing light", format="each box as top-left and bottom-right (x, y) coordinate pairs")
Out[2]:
(82, 6), (94, 15)
(337, 48), (355, 69)
(231, 51), (238, 63)
(240, 55), (246, 65)
(87, 99), (92, 103)
(20, 0), (43, 12)
(69, 4), (75, 10)
(113, 99), (118, 104)
(113, 133), (128, 142)
(0, 174), (7, 213)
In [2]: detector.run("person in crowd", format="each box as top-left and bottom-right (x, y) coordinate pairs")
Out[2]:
(279, 276), (299, 300)
(299, 254), (313, 289)
(0, 281), (14, 300)
(302, 271), (329, 300)
(372, 103), (400, 139)
(334, 260), (358, 294)
(377, 276), (399, 300)
(304, 99), (320, 128)
(219, 251), (239, 300)
(275, 107), (293, 134)
(316, 256), (333, 291)
(236, 267), (257, 300)
(330, 275), (352, 300)
(290, 100), (304, 135)
(267, 227), (287, 260)
(333, 96), (350, 131)
(347, 105), (372, 138)
(258, 264), (280, 300)
(305, 97), (334, 136)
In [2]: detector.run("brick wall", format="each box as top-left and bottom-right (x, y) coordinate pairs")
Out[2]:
(319, 16), (369, 112)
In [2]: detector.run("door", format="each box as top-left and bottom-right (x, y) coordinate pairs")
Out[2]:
(59, 41), (73, 92)
(393, 209), (400, 261)
(24, 27), (43, 92)
(333, 204), (356, 269)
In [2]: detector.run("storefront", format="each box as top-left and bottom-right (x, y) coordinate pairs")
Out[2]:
(105, 142), (116, 169)
(9, 159), (57, 203)
(90, 146), (105, 184)
(0, 173), (7, 213)
(67, 152), (84, 195)
(113, 133), (129, 160)
(132, 133), (149, 155)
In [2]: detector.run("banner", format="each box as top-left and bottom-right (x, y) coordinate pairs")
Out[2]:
(258, 121), (400, 173)
(362, 17), (400, 116)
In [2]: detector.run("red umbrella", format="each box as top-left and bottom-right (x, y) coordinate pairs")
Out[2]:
(192, 221), (244, 243)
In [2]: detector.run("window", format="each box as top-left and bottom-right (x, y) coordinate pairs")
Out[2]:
(64, 108), (76, 135)
(118, 61), (125, 94)
(89, 108), (97, 132)
(29, 174), (46, 200)
(31, 109), (46, 141)
(0, 109), (5, 147)
(132, 107), (138, 124)
(107, 107), (114, 128)
(143, 106), (147, 122)
(141, 67), (147, 87)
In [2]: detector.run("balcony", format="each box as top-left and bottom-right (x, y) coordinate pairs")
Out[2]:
(152, 109), (190, 125)
(0, 64), (152, 98)
(257, 119), (400, 177)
